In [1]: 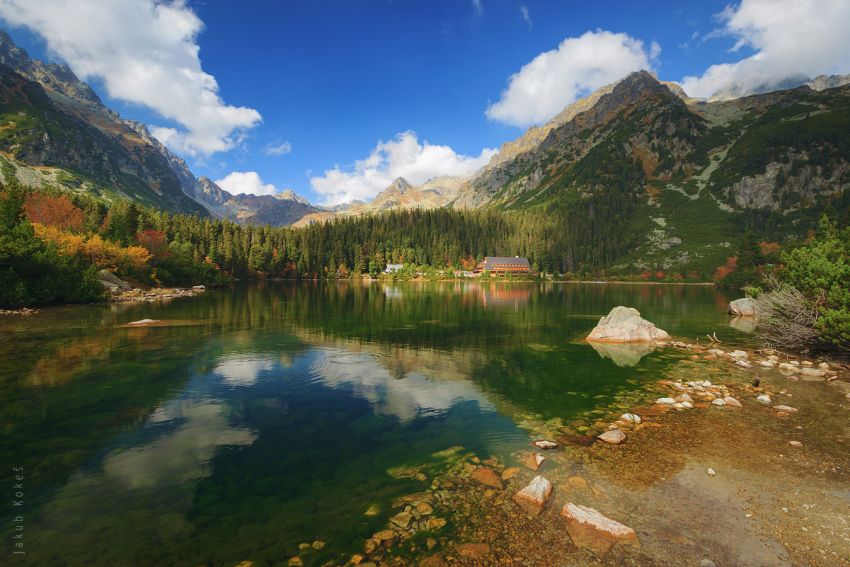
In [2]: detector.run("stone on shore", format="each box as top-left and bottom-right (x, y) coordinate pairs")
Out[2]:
(512, 475), (553, 517)
(560, 503), (638, 558)
(723, 397), (742, 408)
(620, 413), (641, 424)
(728, 298), (757, 317)
(501, 467), (519, 481)
(533, 440), (558, 450)
(773, 405), (798, 413)
(597, 429), (626, 444)
(757, 395), (772, 404)
(97, 269), (132, 291)
(470, 467), (503, 489)
(586, 306), (670, 343)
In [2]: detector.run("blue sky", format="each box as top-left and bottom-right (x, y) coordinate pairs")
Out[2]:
(2, 1), (849, 204)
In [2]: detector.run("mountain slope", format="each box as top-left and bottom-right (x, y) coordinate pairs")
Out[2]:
(0, 32), (206, 214)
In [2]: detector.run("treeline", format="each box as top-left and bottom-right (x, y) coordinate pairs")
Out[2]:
(1, 177), (654, 307)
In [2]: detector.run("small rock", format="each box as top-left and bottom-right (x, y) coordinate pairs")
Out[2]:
(597, 429), (626, 444)
(288, 558), (303, 567)
(656, 397), (676, 405)
(773, 405), (798, 413)
(620, 412), (641, 424)
(470, 467), (503, 489)
(801, 360), (813, 367)
(729, 350), (748, 360)
(419, 554), (446, 567)
(425, 517), (446, 530)
(789, 441), (803, 447)
(818, 362), (829, 370)
(711, 398), (726, 407)
(512, 475), (553, 517)
(523, 452), (545, 470)
(757, 395), (772, 404)
(364, 504), (381, 516)
(532, 440), (558, 450)
(364, 538), (380, 554)
(373, 529), (396, 542)
(390, 511), (412, 529)
(723, 397), (742, 408)
(566, 475), (589, 491)
(674, 394), (693, 404)
(560, 503), (638, 558)
(680, 401), (694, 409)
(415, 502), (434, 516)
(501, 467), (520, 481)
(707, 468), (716, 476)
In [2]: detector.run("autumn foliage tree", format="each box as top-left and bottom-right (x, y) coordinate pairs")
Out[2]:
(23, 193), (85, 232)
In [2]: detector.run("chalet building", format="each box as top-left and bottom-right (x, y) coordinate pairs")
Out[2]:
(474, 256), (531, 275)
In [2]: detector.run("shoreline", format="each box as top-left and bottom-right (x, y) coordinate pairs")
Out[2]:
(341, 339), (850, 566)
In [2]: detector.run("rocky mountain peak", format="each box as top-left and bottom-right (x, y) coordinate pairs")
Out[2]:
(385, 177), (413, 194)
(276, 189), (310, 204)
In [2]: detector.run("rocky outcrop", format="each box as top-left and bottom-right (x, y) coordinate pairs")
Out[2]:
(560, 503), (638, 558)
(97, 269), (131, 292)
(728, 298), (757, 317)
(586, 307), (670, 343)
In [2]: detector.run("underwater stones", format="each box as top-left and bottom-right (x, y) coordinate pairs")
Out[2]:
(373, 529), (396, 542)
(414, 502), (434, 516)
(364, 504), (381, 516)
(586, 306), (670, 343)
(674, 394), (693, 404)
(513, 475), (553, 517)
(523, 452), (546, 470)
(620, 413), (641, 424)
(425, 517), (447, 530)
(287, 557), (303, 567)
(560, 503), (638, 558)
(533, 439), (558, 450)
(707, 468), (716, 476)
(656, 397), (676, 405)
(757, 395), (772, 405)
(597, 429), (626, 444)
(501, 467), (520, 481)
(390, 511), (412, 529)
(799, 367), (826, 378)
(470, 467), (503, 489)
(789, 441), (803, 447)
(419, 554), (447, 567)
(566, 475), (590, 491)
(456, 543), (491, 559)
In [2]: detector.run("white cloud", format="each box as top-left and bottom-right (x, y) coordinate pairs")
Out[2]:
(310, 131), (496, 205)
(519, 5), (532, 29)
(681, 0), (850, 99)
(263, 140), (292, 156)
(215, 171), (279, 197)
(213, 354), (275, 386)
(472, 0), (483, 16)
(0, 0), (261, 156)
(486, 30), (659, 127)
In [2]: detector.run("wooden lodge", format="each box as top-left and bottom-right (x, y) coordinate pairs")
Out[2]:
(474, 256), (531, 275)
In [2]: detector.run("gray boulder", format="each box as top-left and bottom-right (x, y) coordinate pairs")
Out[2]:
(728, 297), (757, 317)
(586, 306), (670, 343)
(97, 269), (131, 291)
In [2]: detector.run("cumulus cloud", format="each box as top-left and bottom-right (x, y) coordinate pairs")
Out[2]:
(681, 0), (850, 99)
(486, 30), (659, 127)
(0, 0), (261, 156)
(215, 171), (279, 197)
(263, 140), (292, 156)
(310, 131), (496, 205)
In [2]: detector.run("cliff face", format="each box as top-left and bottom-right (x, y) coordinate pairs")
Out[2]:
(0, 32), (206, 214)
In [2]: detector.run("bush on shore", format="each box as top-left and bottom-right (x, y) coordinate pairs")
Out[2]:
(756, 216), (850, 352)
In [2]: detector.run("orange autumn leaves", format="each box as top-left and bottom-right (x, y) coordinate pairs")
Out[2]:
(24, 193), (152, 273)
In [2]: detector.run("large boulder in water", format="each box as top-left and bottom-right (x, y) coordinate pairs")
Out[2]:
(728, 297), (757, 317)
(586, 306), (670, 343)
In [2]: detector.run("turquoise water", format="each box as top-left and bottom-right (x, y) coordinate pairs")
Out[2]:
(0, 282), (742, 566)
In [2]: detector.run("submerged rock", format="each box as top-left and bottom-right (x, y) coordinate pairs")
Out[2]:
(512, 475), (553, 517)
(523, 452), (545, 470)
(470, 467), (503, 489)
(532, 439), (558, 450)
(728, 297), (757, 317)
(586, 306), (670, 343)
(501, 467), (519, 480)
(560, 503), (638, 558)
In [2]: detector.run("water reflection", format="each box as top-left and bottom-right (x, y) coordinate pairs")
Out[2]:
(588, 341), (658, 367)
(0, 282), (749, 565)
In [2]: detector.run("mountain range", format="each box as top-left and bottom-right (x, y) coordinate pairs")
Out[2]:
(1, 31), (848, 273)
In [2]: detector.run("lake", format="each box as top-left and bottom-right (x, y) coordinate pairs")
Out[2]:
(1, 281), (743, 566)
